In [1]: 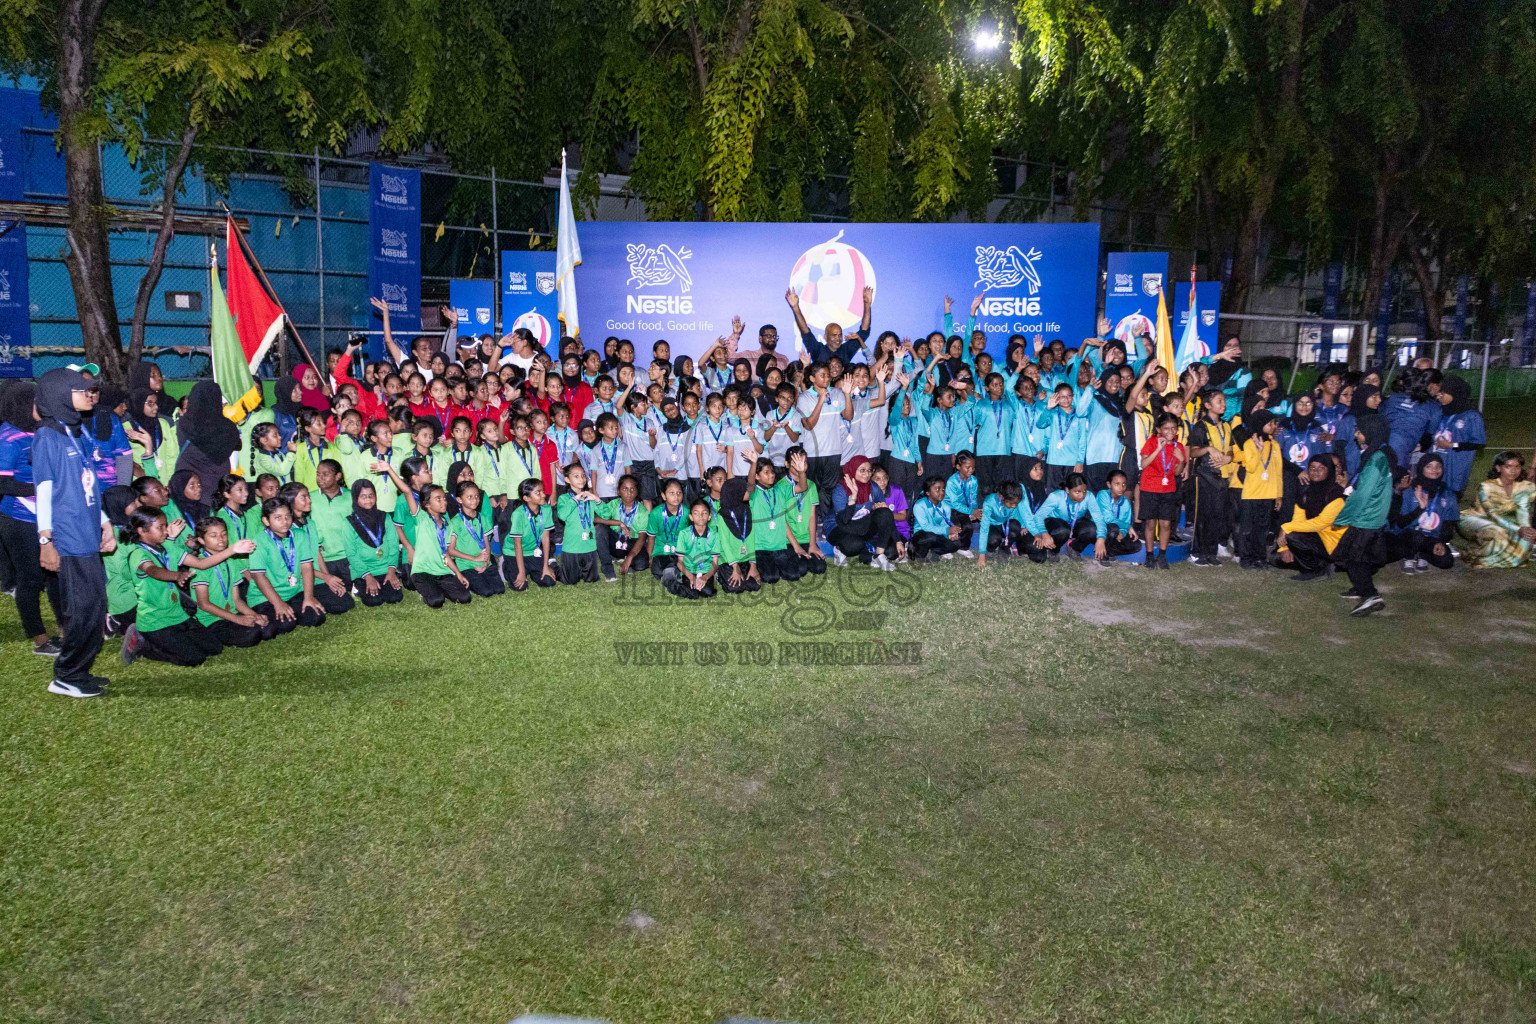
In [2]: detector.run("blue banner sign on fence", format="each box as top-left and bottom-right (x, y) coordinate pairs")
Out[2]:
(574, 223), (1100, 361)
(1104, 252), (1169, 350)
(0, 219), (32, 378)
(501, 251), (558, 356)
(448, 279), (495, 345)
(1454, 274), (1469, 341)
(367, 163), (420, 360)
(1375, 273), (1396, 362)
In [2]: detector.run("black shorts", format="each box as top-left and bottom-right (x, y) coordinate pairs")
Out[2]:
(1139, 488), (1180, 521)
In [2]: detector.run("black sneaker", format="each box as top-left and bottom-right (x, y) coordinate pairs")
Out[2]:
(47, 677), (105, 698)
(32, 638), (62, 657)
(1291, 570), (1328, 582)
(1351, 595), (1385, 617)
(1158, 554), (1171, 570)
(1339, 587), (1361, 599)
(1189, 556), (1218, 567)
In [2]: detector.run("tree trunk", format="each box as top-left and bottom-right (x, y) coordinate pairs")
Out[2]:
(1405, 225), (1443, 341)
(128, 124), (198, 362)
(687, 19), (714, 222)
(58, 0), (124, 383)
(1225, 191), (1269, 321)
(1357, 157), (1412, 360)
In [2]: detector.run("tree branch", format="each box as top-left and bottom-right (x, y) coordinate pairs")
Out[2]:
(129, 121), (198, 361)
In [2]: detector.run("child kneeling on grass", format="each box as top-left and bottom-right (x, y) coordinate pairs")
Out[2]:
(120, 507), (256, 666)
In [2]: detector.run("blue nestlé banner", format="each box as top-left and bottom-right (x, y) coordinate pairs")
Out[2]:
(1173, 282), (1222, 362)
(500, 250), (558, 354)
(448, 279), (495, 341)
(368, 163), (420, 360)
(0, 219), (32, 378)
(1104, 252), (1169, 350)
(575, 223), (1100, 361)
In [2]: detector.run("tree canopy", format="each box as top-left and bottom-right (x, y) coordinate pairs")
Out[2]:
(2, 0), (1533, 376)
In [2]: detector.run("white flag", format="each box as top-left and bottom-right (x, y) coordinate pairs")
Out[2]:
(555, 148), (582, 339)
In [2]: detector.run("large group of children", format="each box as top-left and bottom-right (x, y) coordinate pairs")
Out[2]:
(3, 286), (1534, 671)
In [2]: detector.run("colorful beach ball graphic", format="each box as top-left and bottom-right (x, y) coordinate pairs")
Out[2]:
(512, 309), (553, 348)
(1113, 312), (1155, 345)
(787, 231), (877, 335)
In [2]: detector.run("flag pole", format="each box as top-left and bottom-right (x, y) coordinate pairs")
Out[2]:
(221, 205), (331, 394)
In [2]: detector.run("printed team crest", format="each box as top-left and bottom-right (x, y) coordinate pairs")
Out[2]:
(1201, 308), (1216, 327)
(1141, 272), (1163, 297)
(475, 307), (491, 325)
(536, 271), (556, 295)
(1289, 443), (1310, 464)
(974, 245), (1043, 293)
(626, 243), (694, 292)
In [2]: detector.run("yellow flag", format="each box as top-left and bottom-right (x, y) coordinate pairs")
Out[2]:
(1155, 286), (1176, 393)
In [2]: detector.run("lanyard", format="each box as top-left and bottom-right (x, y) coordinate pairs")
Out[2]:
(661, 509), (682, 541)
(1156, 442), (1177, 478)
(1112, 496), (1126, 521)
(512, 444), (534, 476)
(430, 514), (449, 555)
(575, 498), (594, 532)
(137, 543), (176, 595)
(761, 486), (777, 519)
(459, 513), (485, 548)
(1066, 499), (1084, 527)
(1259, 441), (1275, 475)
(1055, 410), (1072, 442)
(990, 400), (1004, 437)
(223, 507), (245, 541)
(704, 418), (724, 445)
(664, 427), (686, 457)
(268, 529), (298, 577)
(481, 443), (500, 476)
(617, 502), (641, 531)
(353, 514), (385, 550)
(306, 440), (326, 465)
(212, 563), (232, 607)
(793, 484), (809, 519)
(600, 441), (620, 475)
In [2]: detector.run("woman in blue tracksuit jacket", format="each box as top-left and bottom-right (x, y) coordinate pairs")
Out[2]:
(1385, 453), (1459, 571)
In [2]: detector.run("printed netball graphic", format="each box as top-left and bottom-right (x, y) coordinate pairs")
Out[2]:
(788, 230), (877, 335)
(1113, 311), (1155, 345)
(512, 309), (553, 348)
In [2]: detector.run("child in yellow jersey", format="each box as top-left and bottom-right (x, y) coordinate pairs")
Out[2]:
(1233, 409), (1282, 568)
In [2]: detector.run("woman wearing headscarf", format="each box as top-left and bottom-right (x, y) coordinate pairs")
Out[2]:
(175, 379), (243, 500)
(1332, 413), (1396, 616)
(1386, 453), (1459, 573)
(127, 384), (179, 481)
(127, 360), (165, 400)
(271, 370), (306, 448)
(1428, 375), (1484, 498)
(1276, 393), (1329, 524)
(1382, 366), (1438, 466)
(1341, 383), (1382, 476)
(344, 478), (403, 606)
(1275, 454), (1346, 581)
(827, 455), (900, 570)
(32, 368), (115, 696)
(715, 475), (760, 592)
(0, 381), (64, 655)
(168, 468), (212, 528)
(292, 363), (330, 411)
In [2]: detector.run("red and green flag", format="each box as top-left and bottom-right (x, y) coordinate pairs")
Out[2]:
(209, 242), (262, 421)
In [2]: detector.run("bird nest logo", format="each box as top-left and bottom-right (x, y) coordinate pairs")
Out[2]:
(379, 228), (410, 258)
(626, 244), (694, 291)
(787, 230), (877, 335)
(626, 244), (695, 315)
(378, 173), (411, 205)
(974, 245), (1042, 294)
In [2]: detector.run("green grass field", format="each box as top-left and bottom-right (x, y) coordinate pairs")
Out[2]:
(2, 396), (1534, 1024)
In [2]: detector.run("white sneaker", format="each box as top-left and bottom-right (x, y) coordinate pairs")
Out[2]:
(1401, 559), (1418, 575)
(832, 550), (848, 568)
(941, 552), (955, 560)
(958, 548), (976, 559)
(48, 677), (105, 698)
(1416, 558), (1430, 572)
(872, 552), (892, 572)
(1218, 544), (1232, 559)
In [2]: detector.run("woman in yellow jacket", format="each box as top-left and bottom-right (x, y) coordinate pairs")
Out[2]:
(1232, 409), (1282, 569)
(1276, 455), (1346, 580)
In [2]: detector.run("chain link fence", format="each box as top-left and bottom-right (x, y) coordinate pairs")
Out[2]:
(17, 129), (1535, 379)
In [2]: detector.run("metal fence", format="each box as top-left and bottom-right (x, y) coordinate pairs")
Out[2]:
(16, 127), (1535, 378)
